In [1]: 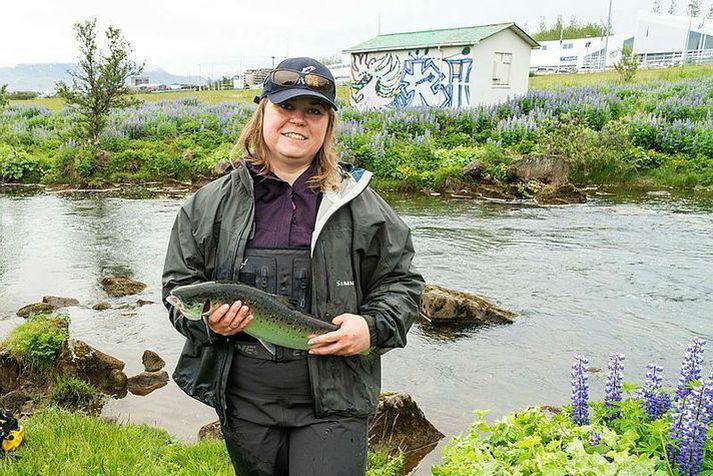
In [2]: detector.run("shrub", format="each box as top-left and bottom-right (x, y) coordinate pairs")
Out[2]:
(1, 314), (69, 372)
(0, 144), (38, 182)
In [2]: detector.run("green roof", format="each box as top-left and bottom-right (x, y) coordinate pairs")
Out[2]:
(344, 23), (539, 53)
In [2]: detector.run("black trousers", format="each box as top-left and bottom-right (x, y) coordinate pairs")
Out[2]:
(220, 352), (368, 476)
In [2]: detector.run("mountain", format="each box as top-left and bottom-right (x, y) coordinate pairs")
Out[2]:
(0, 63), (206, 93)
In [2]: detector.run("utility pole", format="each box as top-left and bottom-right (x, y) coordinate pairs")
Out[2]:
(603, 0), (613, 70)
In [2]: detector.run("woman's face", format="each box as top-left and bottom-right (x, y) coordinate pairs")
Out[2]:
(262, 97), (329, 170)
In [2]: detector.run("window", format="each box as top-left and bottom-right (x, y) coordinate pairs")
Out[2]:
(562, 43), (574, 49)
(492, 52), (512, 86)
(585, 41), (591, 48)
(542, 45), (548, 50)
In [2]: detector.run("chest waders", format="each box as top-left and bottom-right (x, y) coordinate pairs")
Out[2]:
(220, 246), (368, 476)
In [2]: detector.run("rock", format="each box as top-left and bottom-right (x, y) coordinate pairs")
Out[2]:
(534, 183), (587, 205)
(0, 389), (29, 413)
(142, 350), (165, 372)
(198, 420), (223, 440)
(100, 277), (147, 297)
(0, 351), (20, 394)
(136, 299), (154, 307)
(475, 184), (517, 201)
(462, 160), (484, 181)
(127, 371), (169, 396)
(420, 284), (516, 324)
(16, 302), (55, 318)
(646, 190), (671, 197)
(56, 339), (127, 395)
(368, 392), (444, 474)
(92, 302), (111, 311)
(508, 154), (569, 184)
(214, 159), (233, 176)
(42, 296), (80, 309)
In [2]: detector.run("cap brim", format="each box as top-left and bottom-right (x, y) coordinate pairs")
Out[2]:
(267, 89), (338, 111)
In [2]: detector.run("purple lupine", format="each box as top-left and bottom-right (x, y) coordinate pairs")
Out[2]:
(638, 363), (671, 420)
(671, 338), (706, 440)
(674, 381), (711, 476)
(571, 355), (590, 426)
(588, 431), (601, 446)
(604, 353), (625, 417)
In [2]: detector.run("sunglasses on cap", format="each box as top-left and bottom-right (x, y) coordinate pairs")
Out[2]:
(268, 69), (335, 92)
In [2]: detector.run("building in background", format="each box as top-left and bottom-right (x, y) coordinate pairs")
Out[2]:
(243, 68), (272, 89)
(344, 23), (539, 110)
(530, 12), (713, 74)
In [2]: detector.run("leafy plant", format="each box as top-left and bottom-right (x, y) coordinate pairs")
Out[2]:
(1, 314), (69, 372)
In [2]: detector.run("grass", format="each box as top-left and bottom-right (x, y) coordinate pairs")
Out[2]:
(9, 65), (713, 111)
(0, 408), (403, 475)
(47, 376), (104, 414)
(528, 64), (713, 90)
(0, 314), (69, 372)
(10, 85), (352, 112)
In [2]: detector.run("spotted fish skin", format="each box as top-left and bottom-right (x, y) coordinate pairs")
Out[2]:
(169, 281), (338, 350)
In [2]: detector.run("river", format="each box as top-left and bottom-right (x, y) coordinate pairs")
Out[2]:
(1, 187), (711, 474)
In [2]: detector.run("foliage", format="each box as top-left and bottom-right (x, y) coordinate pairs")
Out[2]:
(1, 314), (69, 372)
(435, 339), (713, 476)
(7, 91), (40, 100)
(0, 84), (8, 109)
(614, 45), (639, 83)
(0, 144), (39, 182)
(55, 18), (144, 146)
(0, 407), (402, 475)
(532, 14), (609, 41)
(48, 376), (102, 412)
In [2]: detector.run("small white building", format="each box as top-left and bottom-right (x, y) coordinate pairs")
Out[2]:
(344, 23), (539, 110)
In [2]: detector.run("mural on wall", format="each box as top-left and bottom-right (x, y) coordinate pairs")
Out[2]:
(350, 47), (473, 110)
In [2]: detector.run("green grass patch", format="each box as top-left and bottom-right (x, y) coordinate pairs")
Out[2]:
(0, 408), (402, 475)
(0, 314), (69, 373)
(48, 376), (103, 413)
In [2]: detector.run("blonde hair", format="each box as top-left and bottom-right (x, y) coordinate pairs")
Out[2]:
(232, 98), (341, 191)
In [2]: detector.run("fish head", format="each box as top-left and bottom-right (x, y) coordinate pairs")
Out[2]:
(166, 293), (210, 321)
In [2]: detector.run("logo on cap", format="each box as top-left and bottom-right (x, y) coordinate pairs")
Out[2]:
(301, 66), (316, 74)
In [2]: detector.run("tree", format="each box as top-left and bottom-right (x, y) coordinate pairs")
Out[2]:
(707, 2), (713, 18)
(0, 84), (8, 109)
(668, 0), (678, 14)
(532, 16), (608, 41)
(652, 0), (661, 12)
(56, 19), (143, 146)
(613, 45), (639, 83)
(687, 0), (702, 16)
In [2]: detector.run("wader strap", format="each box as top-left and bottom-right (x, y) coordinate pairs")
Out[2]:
(234, 342), (307, 361)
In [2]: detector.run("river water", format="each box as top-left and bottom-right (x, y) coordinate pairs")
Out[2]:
(0, 188), (712, 474)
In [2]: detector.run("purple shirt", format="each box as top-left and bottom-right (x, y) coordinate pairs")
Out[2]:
(247, 162), (321, 248)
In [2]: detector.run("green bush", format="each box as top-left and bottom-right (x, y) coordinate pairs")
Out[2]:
(52, 145), (97, 181)
(1, 314), (69, 372)
(0, 144), (39, 182)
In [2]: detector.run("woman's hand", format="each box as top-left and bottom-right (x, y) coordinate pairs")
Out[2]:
(308, 313), (370, 356)
(207, 301), (253, 336)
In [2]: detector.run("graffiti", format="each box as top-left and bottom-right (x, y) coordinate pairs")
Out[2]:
(350, 49), (473, 109)
(350, 53), (401, 109)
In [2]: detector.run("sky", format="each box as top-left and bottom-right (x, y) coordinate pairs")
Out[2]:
(0, 0), (671, 77)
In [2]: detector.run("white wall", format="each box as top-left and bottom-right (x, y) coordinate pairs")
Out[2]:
(471, 29), (532, 105)
(348, 28), (533, 109)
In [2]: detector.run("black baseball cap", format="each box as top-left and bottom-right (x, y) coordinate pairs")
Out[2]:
(255, 57), (338, 110)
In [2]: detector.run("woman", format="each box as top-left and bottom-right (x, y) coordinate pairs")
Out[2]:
(162, 57), (423, 476)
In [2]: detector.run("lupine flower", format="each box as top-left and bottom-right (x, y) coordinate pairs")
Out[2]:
(604, 353), (625, 417)
(588, 431), (601, 446)
(671, 338), (706, 441)
(674, 381), (711, 476)
(570, 355), (590, 426)
(637, 363), (671, 420)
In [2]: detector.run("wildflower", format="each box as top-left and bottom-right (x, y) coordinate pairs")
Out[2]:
(588, 431), (601, 446)
(671, 338), (706, 441)
(674, 381), (711, 476)
(604, 353), (625, 417)
(637, 363), (671, 420)
(570, 355), (590, 426)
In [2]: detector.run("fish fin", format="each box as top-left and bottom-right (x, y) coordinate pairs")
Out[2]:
(257, 339), (276, 356)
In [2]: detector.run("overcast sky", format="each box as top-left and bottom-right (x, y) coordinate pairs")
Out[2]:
(1, 0), (670, 77)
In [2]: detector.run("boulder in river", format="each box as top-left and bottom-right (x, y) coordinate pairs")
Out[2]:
(16, 302), (55, 318)
(136, 299), (154, 307)
(127, 371), (169, 396)
(100, 277), (147, 297)
(368, 392), (444, 474)
(508, 153), (569, 184)
(42, 296), (80, 309)
(142, 350), (165, 372)
(420, 284), (516, 324)
(534, 183), (587, 205)
(92, 302), (111, 311)
(56, 339), (127, 395)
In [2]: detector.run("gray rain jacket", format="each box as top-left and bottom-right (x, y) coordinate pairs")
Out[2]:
(161, 161), (424, 419)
